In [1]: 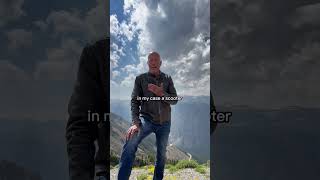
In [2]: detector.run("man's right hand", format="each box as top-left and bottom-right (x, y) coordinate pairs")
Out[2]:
(126, 124), (140, 141)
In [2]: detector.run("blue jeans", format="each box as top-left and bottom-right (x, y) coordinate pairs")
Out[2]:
(118, 117), (171, 180)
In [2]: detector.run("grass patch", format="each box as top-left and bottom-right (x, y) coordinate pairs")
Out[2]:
(168, 166), (178, 173)
(166, 159), (199, 173)
(165, 164), (178, 173)
(164, 175), (178, 180)
(137, 174), (149, 180)
(175, 159), (199, 169)
(110, 152), (119, 166)
(115, 159), (208, 177)
(165, 164), (174, 169)
(195, 165), (207, 174)
(166, 159), (208, 174)
(147, 165), (155, 175)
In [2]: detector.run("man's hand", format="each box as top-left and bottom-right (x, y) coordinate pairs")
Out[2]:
(126, 124), (140, 141)
(148, 83), (164, 96)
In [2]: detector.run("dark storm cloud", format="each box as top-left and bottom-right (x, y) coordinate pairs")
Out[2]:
(0, 0), (107, 120)
(6, 29), (33, 50)
(211, 0), (320, 108)
(36, 0), (108, 42)
(0, 0), (25, 26)
(292, 3), (320, 27)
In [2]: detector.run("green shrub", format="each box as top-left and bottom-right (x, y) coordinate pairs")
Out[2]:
(147, 153), (155, 163)
(165, 164), (173, 169)
(133, 154), (156, 167)
(166, 159), (178, 165)
(195, 165), (206, 174)
(110, 153), (119, 166)
(168, 166), (178, 173)
(175, 159), (199, 169)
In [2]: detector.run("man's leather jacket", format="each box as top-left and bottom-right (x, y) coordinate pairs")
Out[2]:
(131, 71), (178, 125)
(65, 39), (109, 180)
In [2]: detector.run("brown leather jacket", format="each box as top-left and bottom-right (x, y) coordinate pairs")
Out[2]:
(131, 71), (178, 125)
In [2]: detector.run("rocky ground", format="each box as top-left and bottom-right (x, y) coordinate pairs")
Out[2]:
(110, 167), (210, 180)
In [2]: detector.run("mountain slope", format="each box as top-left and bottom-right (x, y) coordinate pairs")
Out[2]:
(110, 113), (189, 164)
(111, 97), (211, 163)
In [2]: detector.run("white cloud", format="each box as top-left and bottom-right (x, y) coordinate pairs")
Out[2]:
(111, 49), (120, 69)
(123, 0), (140, 15)
(120, 21), (136, 41)
(111, 43), (125, 56)
(110, 13), (137, 79)
(121, 64), (138, 74)
(111, 0), (210, 99)
(120, 73), (136, 87)
(110, 80), (132, 100)
(110, 14), (120, 36)
(110, 14), (136, 41)
(112, 70), (120, 78)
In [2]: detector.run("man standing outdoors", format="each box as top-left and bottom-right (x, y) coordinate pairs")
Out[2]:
(118, 52), (178, 180)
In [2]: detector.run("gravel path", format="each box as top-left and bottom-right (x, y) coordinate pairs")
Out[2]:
(110, 167), (210, 180)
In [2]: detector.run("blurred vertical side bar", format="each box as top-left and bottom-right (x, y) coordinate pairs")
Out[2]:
(210, 0), (217, 178)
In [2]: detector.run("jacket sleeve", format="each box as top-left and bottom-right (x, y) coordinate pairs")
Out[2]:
(65, 45), (103, 180)
(163, 76), (178, 105)
(131, 76), (143, 125)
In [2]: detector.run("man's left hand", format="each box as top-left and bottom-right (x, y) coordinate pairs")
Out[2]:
(148, 83), (164, 96)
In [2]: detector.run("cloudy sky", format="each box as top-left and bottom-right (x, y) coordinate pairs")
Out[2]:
(0, 0), (107, 120)
(212, 0), (320, 109)
(1, 0), (319, 121)
(110, 0), (210, 100)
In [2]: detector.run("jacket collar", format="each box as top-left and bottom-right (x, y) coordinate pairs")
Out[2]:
(148, 70), (163, 78)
